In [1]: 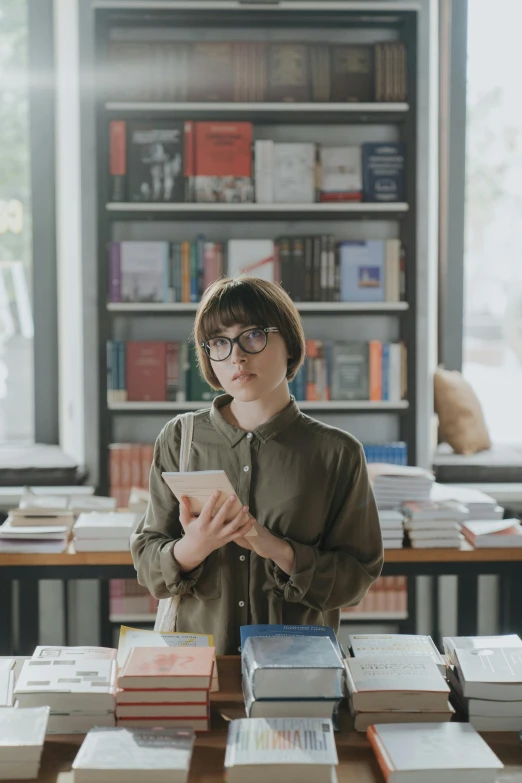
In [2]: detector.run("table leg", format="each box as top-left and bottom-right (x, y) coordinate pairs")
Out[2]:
(402, 575), (417, 634)
(18, 579), (40, 654)
(0, 578), (14, 654)
(431, 576), (441, 649)
(507, 565), (522, 637)
(63, 581), (70, 645)
(99, 580), (112, 648)
(457, 573), (478, 636)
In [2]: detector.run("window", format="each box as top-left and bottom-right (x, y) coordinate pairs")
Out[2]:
(0, 0), (34, 442)
(464, 0), (522, 443)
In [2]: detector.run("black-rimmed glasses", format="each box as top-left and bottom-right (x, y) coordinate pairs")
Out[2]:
(201, 327), (279, 362)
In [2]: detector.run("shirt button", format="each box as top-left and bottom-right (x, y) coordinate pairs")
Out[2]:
(239, 601), (245, 607)
(243, 466), (249, 472)
(239, 555), (246, 561)
(238, 646), (241, 652)
(247, 432), (253, 439)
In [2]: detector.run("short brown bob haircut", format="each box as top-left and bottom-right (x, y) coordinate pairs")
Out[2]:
(192, 277), (306, 391)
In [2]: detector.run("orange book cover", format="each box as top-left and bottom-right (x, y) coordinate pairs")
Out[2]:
(367, 725), (393, 781)
(140, 444), (154, 489)
(119, 646), (215, 690)
(195, 122), (252, 177)
(181, 241), (191, 303)
(129, 445), (142, 488)
(108, 444), (122, 495)
(369, 340), (383, 401)
(110, 120), (126, 176)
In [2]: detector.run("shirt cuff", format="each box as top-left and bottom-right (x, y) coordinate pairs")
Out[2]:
(160, 540), (205, 596)
(272, 538), (315, 603)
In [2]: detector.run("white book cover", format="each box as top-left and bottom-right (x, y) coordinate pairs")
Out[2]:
(254, 140), (274, 203)
(162, 471), (256, 538)
(69, 496), (117, 512)
(225, 718), (338, 768)
(72, 726), (195, 779)
(0, 706), (50, 762)
(319, 146), (361, 197)
(368, 723), (503, 781)
(462, 518), (522, 547)
(430, 483), (497, 508)
(120, 241), (169, 303)
(443, 634), (522, 666)
(410, 537), (462, 548)
(19, 494), (69, 511)
(32, 645), (117, 662)
(345, 657), (449, 712)
(0, 521), (68, 538)
(73, 512), (139, 538)
(0, 660), (15, 707)
(405, 519), (464, 532)
(407, 525), (461, 539)
(15, 658), (117, 711)
(469, 714), (522, 731)
(273, 143), (316, 203)
(378, 510), (404, 526)
(348, 634), (445, 673)
(227, 240), (276, 282)
(455, 646), (522, 699)
(0, 539), (69, 554)
(402, 500), (469, 521)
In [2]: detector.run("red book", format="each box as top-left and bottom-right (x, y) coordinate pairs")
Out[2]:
(126, 342), (167, 402)
(118, 646), (215, 690)
(109, 120), (126, 201)
(195, 122), (252, 176)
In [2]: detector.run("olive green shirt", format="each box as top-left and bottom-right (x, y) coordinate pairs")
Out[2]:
(131, 394), (383, 655)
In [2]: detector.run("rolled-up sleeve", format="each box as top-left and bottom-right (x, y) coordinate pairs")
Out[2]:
(130, 418), (205, 599)
(272, 443), (383, 611)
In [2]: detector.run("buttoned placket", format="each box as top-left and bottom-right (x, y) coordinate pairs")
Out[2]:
(236, 431), (255, 632)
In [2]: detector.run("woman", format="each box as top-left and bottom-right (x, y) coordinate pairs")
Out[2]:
(131, 276), (383, 654)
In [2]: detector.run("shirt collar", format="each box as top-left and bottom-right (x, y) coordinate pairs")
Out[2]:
(210, 393), (301, 446)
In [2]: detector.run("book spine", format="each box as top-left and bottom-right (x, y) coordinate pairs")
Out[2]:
(108, 445), (121, 501)
(184, 121), (195, 202)
(140, 444), (154, 489)
(369, 340), (383, 401)
(312, 236), (321, 301)
(196, 235), (205, 299)
(254, 140), (274, 203)
(181, 241), (191, 303)
(109, 120), (126, 202)
(382, 343), (390, 401)
(166, 342), (180, 401)
(304, 236), (313, 302)
(107, 341), (114, 405)
(108, 242), (121, 303)
(367, 727), (395, 783)
(118, 340), (127, 402)
(190, 242), (198, 303)
(320, 235), (328, 302)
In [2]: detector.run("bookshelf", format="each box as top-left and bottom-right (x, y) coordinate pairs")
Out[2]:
(94, 2), (418, 495)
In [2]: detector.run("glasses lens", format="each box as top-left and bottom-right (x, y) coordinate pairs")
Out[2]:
(238, 329), (267, 353)
(207, 337), (231, 361)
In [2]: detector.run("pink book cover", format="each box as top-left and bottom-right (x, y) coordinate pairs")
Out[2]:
(120, 647), (215, 683)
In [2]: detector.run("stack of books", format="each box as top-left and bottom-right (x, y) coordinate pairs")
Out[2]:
(14, 646), (117, 734)
(431, 484), (504, 520)
(73, 512), (139, 552)
(0, 660), (15, 707)
(461, 518), (522, 548)
(402, 500), (468, 549)
(345, 655), (453, 732)
(347, 633), (446, 675)
(367, 722), (503, 783)
(0, 707), (50, 781)
(224, 718), (339, 783)
(368, 464), (434, 510)
(241, 633), (344, 723)
(72, 726), (195, 783)
(116, 646), (215, 731)
(377, 510), (405, 549)
(0, 518), (70, 554)
(445, 634), (522, 731)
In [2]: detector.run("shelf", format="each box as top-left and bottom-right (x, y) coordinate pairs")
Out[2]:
(108, 400), (409, 412)
(340, 611), (408, 621)
(109, 613), (156, 623)
(106, 202), (409, 220)
(107, 302), (409, 314)
(105, 101), (409, 124)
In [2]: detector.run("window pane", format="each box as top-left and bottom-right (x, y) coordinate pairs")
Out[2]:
(0, 0), (34, 442)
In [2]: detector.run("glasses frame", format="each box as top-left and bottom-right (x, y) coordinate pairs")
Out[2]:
(201, 327), (279, 362)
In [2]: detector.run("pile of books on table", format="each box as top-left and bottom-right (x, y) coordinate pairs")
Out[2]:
(461, 518), (522, 548)
(368, 464), (434, 510)
(402, 500), (468, 549)
(345, 633), (451, 731)
(0, 707), (49, 781)
(377, 510), (405, 549)
(72, 726), (196, 783)
(0, 660), (16, 708)
(14, 646), (117, 734)
(240, 625), (344, 724)
(445, 633), (522, 731)
(431, 483), (504, 520)
(116, 646), (215, 731)
(73, 511), (139, 552)
(225, 717), (339, 783)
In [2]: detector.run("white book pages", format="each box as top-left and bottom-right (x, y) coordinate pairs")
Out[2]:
(15, 658), (117, 711)
(0, 660), (15, 707)
(0, 707), (49, 762)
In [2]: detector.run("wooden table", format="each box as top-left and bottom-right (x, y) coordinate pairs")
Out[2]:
(2, 545), (522, 654)
(33, 657), (522, 783)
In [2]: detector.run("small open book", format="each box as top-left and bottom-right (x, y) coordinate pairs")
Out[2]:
(162, 470), (257, 537)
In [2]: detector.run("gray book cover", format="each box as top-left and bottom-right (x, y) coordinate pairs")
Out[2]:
(331, 342), (369, 400)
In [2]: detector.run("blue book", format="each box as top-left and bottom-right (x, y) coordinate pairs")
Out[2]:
(382, 342), (390, 400)
(339, 241), (385, 302)
(240, 623), (344, 659)
(190, 242), (198, 303)
(362, 142), (406, 202)
(242, 636), (344, 700)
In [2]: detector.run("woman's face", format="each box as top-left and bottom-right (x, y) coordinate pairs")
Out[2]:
(208, 323), (291, 402)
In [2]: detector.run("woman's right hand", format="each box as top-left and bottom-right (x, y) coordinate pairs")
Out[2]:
(173, 491), (253, 573)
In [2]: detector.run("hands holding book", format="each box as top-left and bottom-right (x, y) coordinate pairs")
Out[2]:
(174, 491), (294, 576)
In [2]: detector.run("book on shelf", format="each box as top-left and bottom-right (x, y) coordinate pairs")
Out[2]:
(117, 626), (219, 693)
(454, 645), (522, 700)
(110, 579), (158, 618)
(272, 143), (317, 204)
(254, 140), (275, 203)
(362, 142), (405, 202)
(310, 43), (331, 102)
(339, 240), (402, 303)
(374, 41), (408, 102)
(0, 659), (15, 707)
(330, 45), (374, 103)
(341, 576), (407, 618)
(126, 341), (167, 402)
(161, 470), (257, 538)
(363, 443), (407, 465)
(224, 718), (338, 783)
(347, 634), (445, 674)
(0, 706), (49, 778)
(266, 43), (311, 102)
(110, 241), (170, 304)
(109, 120), (126, 202)
(461, 519), (522, 548)
(72, 726), (196, 783)
(109, 443), (154, 509)
(190, 121), (253, 203)
(319, 146), (362, 202)
(127, 121), (185, 203)
(106, 41), (189, 102)
(442, 634), (522, 666)
(330, 341), (369, 400)
(227, 239), (276, 282)
(118, 646), (215, 690)
(187, 42), (235, 102)
(345, 656), (450, 713)
(242, 636), (344, 700)
(367, 723), (503, 783)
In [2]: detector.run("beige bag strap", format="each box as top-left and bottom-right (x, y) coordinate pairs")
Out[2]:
(179, 411), (194, 473)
